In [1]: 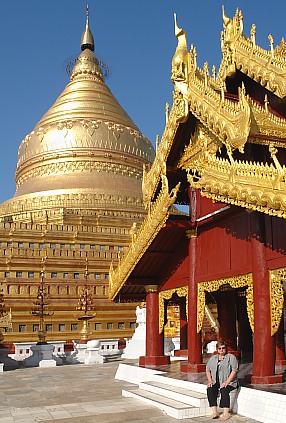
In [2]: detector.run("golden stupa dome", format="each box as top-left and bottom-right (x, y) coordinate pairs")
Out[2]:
(12, 8), (155, 202)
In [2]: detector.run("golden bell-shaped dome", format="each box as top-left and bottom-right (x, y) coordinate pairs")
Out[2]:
(13, 9), (154, 202)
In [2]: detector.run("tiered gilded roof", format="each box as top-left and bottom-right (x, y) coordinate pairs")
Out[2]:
(143, 8), (286, 218)
(110, 8), (286, 298)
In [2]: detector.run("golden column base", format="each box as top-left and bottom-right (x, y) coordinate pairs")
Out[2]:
(78, 315), (94, 344)
(37, 329), (47, 345)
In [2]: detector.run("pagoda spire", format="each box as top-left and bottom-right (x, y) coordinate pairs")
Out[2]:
(81, 4), (95, 51)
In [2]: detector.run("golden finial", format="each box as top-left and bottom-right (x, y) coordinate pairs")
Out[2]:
(203, 62), (209, 89)
(264, 94), (269, 112)
(165, 102), (169, 124)
(171, 12), (188, 83)
(250, 24), (256, 46)
(174, 13), (180, 37)
(155, 135), (159, 154)
(31, 257), (53, 344)
(222, 5), (227, 25)
(193, 46), (197, 68)
(212, 65), (216, 79)
(238, 9), (243, 32)
(40, 255), (46, 276)
(85, 257), (88, 281)
(268, 33), (274, 57)
(220, 80), (225, 103)
(81, 4), (95, 51)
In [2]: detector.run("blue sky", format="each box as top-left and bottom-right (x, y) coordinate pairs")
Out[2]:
(0, 0), (285, 204)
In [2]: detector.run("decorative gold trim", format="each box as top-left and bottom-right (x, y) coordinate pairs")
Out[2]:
(197, 274), (253, 333)
(143, 8), (286, 222)
(142, 92), (188, 206)
(159, 286), (188, 334)
(109, 181), (181, 300)
(187, 74), (251, 154)
(145, 285), (158, 293)
(17, 119), (154, 171)
(245, 283), (254, 333)
(269, 267), (286, 336)
(179, 126), (286, 219)
(186, 228), (197, 238)
(16, 159), (143, 190)
(219, 8), (286, 98)
(250, 99), (286, 141)
(0, 192), (145, 220)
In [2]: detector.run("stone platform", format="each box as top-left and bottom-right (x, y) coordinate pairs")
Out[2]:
(0, 358), (274, 422)
(116, 361), (286, 423)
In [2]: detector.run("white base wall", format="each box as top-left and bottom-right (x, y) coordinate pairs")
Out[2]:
(116, 363), (286, 423)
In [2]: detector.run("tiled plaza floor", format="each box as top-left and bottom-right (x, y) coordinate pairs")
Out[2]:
(0, 359), (262, 422)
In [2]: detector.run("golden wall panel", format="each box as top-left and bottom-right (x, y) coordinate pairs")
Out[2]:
(197, 274), (253, 333)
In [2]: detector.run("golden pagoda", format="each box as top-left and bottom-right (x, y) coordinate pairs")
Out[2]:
(0, 6), (155, 345)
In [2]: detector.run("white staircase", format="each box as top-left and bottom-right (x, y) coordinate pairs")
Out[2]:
(122, 377), (209, 419)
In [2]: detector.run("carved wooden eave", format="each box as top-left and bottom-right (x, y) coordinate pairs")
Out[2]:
(185, 54), (286, 153)
(249, 98), (286, 144)
(218, 8), (286, 98)
(142, 91), (188, 206)
(144, 11), (286, 220)
(179, 126), (286, 218)
(186, 68), (251, 154)
(109, 181), (181, 300)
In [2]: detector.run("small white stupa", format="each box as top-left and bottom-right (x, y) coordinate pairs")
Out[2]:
(122, 306), (146, 359)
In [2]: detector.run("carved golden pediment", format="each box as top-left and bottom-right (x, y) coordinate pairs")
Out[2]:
(187, 71), (251, 154)
(250, 99), (286, 141)
(109, 181), (181, 300)
(142, 92), (188, 206)
(219, 8), (286, 98)
(145, 7), (286, 222)
(179, 125), (286, 218)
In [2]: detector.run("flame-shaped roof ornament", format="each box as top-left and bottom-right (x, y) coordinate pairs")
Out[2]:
(81, 5), (94, 51)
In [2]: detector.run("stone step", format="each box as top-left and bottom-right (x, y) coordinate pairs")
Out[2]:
(122, 387), (204, 419)
(139, 380), (208, 408)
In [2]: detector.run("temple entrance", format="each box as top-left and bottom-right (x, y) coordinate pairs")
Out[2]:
(209, 285), (253, 363)
(202, 292), (219, 352)
(162, 294), (188, 354)
(161, 286), (254, 362)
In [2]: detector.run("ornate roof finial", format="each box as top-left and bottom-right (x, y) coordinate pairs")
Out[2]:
(81, 4), (95, 52)
(268, 33), (274, 57)
(250, 24), (256, 46)
(222, 5), (227, 25)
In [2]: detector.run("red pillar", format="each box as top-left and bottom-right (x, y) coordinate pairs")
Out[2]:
(275, 314), (286, 366)
(139, 285), (170, 367)
(250, 212), (282, 384)
(181, 189), (205, 373)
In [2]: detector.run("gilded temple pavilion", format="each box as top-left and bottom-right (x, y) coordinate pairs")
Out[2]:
(109, 9), (286, 385)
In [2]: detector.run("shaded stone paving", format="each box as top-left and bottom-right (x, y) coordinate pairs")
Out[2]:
(0, 359), (261, 422)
